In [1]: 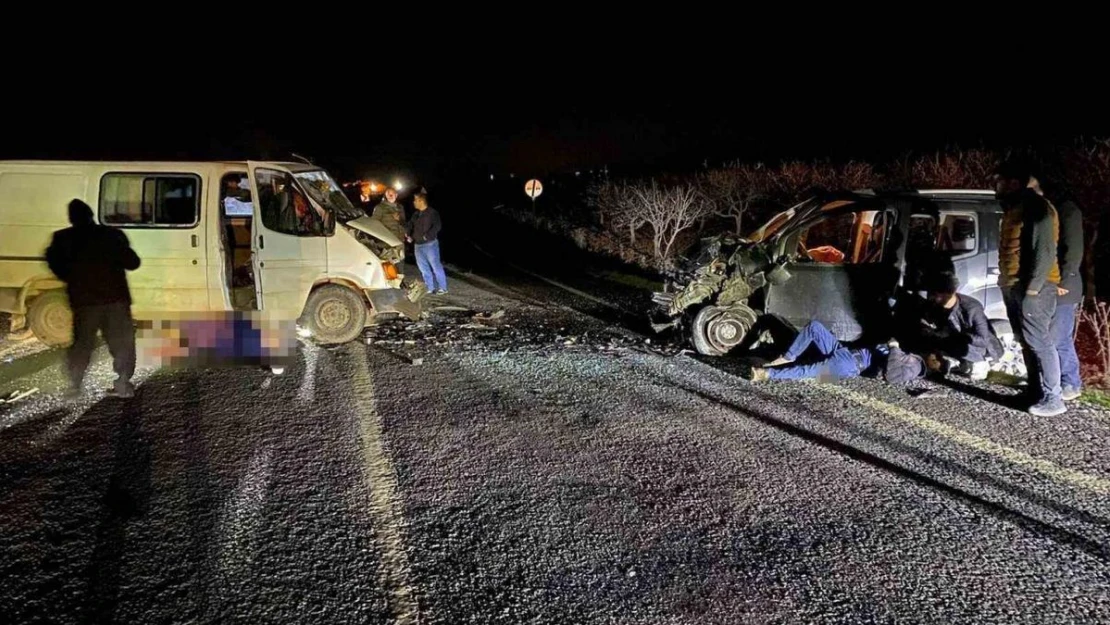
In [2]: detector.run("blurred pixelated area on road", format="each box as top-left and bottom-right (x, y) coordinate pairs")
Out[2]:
(136, 312), (296, 368)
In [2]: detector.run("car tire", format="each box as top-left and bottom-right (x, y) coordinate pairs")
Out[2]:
(301, 285), (368, 345)
(692, 305), (757, 356)
(28, 291), (73, 347)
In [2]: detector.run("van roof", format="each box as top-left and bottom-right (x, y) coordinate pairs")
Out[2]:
(0, 160), (310, 169)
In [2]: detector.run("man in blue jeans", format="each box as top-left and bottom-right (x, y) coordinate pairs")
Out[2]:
(406, 192), (448, 294)
(744, 318), (925, 384)
(1050, 196), (1085, 400)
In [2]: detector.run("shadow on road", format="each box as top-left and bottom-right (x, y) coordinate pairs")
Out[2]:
(83, 392), (152, 624)
(659, 369), (1110, 562)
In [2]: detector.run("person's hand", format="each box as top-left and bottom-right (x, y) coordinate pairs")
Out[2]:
(1057, 287), (1069, 296)
(405, 236), (412, 243)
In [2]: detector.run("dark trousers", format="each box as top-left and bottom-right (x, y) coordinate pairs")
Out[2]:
(1053, 302), (1082, 390)
(1003, 286), (1061, 402)
(68, 303), (136, 391)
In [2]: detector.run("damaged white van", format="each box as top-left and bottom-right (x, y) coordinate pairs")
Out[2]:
(0, 160), (420, 346)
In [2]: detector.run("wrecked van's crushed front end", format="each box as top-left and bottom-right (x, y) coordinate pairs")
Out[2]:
(651, 234), (793, 355)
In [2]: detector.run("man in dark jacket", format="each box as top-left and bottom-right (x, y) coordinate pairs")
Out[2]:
(996, 162), (1065, 416)
(406, 192), (447, 294)
(46, 199), (142, 398)
(1050, 197), (1085, 400)
(918, 272), (1004, 380)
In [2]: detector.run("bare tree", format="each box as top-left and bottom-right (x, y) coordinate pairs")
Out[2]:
(910, 149), (1000, 189)
(594, 180), (645, 247)
(834, 161), (883, 191)
(627, 181), (712, 268)
(700, 164), (769, 235)
(1081, 300), (1110, 384)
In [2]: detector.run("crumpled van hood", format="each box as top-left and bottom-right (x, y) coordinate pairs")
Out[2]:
(345, 215), (402, 248)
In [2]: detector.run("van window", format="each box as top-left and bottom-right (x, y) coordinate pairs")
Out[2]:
(908, 212), (978, 260)
(255, 169), (333, 237)
(937, 213), (977, 256)
(100, 174), (200, 227)
(794, 209), (893, 264)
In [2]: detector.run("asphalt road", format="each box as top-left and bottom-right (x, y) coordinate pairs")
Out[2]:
(2, 261), (1110, 624)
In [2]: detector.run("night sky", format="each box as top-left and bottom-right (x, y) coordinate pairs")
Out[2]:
(2, 51), (1101, 186)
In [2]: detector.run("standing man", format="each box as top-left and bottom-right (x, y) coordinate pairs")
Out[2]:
(996, 163), (1065, 416)
(372, 188), (407, 243)
(1050, 194), (1085, 400)
(406, 192), (448, 294)
(46, 199), (142, 398)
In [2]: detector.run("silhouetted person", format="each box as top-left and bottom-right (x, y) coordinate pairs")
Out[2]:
(46, 199), (141, 398)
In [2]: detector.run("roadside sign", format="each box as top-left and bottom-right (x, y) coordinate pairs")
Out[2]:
(524, 179), (543, 200)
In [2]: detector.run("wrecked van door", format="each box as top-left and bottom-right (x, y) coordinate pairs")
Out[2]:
(764, 200), (904, 342)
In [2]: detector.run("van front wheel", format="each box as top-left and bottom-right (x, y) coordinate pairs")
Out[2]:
(29, 291), (73, 346)
(302, 285), (368, 344)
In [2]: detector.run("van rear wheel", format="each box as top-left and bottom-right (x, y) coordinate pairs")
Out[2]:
(28, 291), (73, 346)
(302, 285), (367, 344)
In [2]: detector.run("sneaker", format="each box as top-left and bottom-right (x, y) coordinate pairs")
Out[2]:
(434, 289), (449, 295)
(1061, 385), (1082, 401)
(969, 361), (990, 381)
(1029, 397), (1067, 417)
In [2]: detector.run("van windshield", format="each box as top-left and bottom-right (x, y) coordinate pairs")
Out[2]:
(295, 170), (363, 222)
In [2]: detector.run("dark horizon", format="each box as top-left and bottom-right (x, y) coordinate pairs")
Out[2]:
(4, 66), (1106, 185)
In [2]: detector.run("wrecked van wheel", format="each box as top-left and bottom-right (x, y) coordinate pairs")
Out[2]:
(302, 285), (367, 344)
(28, 291), (73, 346)
(692, 305), (755, 356)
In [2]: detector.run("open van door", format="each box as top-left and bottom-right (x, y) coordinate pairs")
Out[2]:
(246, 162), (329, 320)
(764, 201), (903, 342)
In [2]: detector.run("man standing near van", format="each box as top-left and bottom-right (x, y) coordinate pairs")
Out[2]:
(995, 163), (1065, 416)
(1051, 195), (1085, 401)
(47, 199), (141, 398)
(406, 192), (448, 294)
(372, 188), (406, 243)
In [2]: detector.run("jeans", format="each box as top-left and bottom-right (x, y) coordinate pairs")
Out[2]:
(768, 321), (863, 381)
(1003, 286), (1061, 402)
(415, 240), (448, 292)
(1053, 302), (1082, 390)
(68, 303), (136, 391)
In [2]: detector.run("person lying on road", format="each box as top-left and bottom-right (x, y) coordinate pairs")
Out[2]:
(743, 318), (928, 384)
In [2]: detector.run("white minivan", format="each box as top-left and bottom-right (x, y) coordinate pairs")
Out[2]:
(0, 160), (419, 346)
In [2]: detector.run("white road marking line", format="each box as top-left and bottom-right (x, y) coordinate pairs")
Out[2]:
(347, 343), (421, 624)
(216, 446), (273, 584)
(297, 342), (318, 403)
(818, 383), (1110, 495)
